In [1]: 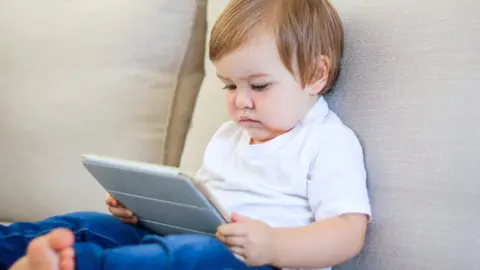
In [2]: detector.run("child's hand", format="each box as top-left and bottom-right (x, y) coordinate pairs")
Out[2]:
(105, 192), (138, 224)
(216, 212), (275, 267)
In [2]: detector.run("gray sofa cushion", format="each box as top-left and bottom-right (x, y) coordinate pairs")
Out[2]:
(329, 0), (480, 269)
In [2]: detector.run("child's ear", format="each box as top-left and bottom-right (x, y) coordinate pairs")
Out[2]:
(307, 56), (331, 95)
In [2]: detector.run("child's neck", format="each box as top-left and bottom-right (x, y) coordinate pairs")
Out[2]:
(249, 128), (295, 145)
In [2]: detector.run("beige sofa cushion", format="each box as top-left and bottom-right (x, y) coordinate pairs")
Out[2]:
(330, 0), (480, 269)
(181, 0), (230, 174)
(163, 0), (207, 166)
(0, 0), (206, 222)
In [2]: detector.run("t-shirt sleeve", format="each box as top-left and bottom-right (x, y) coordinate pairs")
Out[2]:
(307, 126), (372, 221)
(194, 120), (238, 182)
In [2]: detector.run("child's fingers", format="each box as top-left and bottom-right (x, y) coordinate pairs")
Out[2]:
(230, 212), (249, 223)
(108, 206), (133, 218)
(216, 233), (245, 246)
(217, 223), (247, 237)
(233, 252), (246, 263)
(228, 245), (245, 256)
(216, 232), (226, 243)
(120, 216), (138, 224)
(105, 193), (119, 207)
(224, 236), (245, 247)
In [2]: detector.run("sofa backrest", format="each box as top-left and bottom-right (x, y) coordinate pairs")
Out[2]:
(0, 0), (206, 222)
(329, 0), (480, 269)
(182, 0), (479, 269)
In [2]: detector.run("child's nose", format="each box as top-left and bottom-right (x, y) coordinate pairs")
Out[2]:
(235, 89), (253, 109)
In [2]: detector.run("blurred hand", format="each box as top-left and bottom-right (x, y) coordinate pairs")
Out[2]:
(216, 212), (275, 266)
(105, 192), (138, 224)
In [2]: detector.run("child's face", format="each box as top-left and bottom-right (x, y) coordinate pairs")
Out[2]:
(213, 33), (320, 143)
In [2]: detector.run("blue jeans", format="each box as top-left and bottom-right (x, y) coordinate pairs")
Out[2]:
(0, 212), (273, 270)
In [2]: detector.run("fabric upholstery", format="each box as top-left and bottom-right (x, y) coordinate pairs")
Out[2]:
(163, 0), (207, 166)
(0, 0), (205, 222)
(183, 0), (480, 269)
(181, 0), (231, 174)
(329, 0), (480, 269)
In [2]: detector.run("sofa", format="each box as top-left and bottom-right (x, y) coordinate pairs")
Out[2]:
(1, 0), (479, 269)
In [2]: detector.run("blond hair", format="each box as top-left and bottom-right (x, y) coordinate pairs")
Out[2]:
(209, 0), (344, 93)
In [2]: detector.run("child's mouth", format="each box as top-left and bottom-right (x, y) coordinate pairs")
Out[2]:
(238, 117), (262, 127)
(239, 117), (259, 123)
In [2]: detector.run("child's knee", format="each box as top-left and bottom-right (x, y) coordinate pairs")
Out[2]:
(48, 212), (145, 247)
(144, 234), (224, 255)
(57, 212), (121, 229)
(52, 212), (116, 233)
(166, 234), (220, 248)
(149, 234), (238, 269)
(170, 234), (234, 262)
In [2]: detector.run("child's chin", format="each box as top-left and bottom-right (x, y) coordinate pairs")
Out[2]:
(248, 131), (276, 143)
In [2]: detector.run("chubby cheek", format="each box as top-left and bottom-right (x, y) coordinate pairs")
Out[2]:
(261, 108), (295, 132)
(225, 92), (237, 120)
(255, 94), (298, 131)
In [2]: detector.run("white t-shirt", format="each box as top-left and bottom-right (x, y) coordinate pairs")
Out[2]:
(196, 96), (371, 269)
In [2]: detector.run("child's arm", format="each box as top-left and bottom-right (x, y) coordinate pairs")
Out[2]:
(269, 213), (368, 268)
(217, 212), (367, 269)
(267, 127), (371, 268)
(218, 127), (370, 268)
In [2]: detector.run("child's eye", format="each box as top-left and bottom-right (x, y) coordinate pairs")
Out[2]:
(251, 84), (269, 91)
(222, 84), (237, 90)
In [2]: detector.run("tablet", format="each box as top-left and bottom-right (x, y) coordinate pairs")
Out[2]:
(81, 154), (229, 236)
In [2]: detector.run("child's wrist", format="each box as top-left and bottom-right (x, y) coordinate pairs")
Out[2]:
(268, 227), (283, 266)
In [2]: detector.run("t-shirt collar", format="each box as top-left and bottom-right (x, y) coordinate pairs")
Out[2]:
(298, 96), (330, 126)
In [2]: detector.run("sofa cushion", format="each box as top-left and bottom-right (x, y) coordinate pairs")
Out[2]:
(329, 0), (480, 269)
(0, 0), (206, 222)
(163, 0), (207, 166)
(181, 0), (231, 173)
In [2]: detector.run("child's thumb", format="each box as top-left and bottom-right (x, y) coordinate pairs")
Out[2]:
(231, 212), (247, 222)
